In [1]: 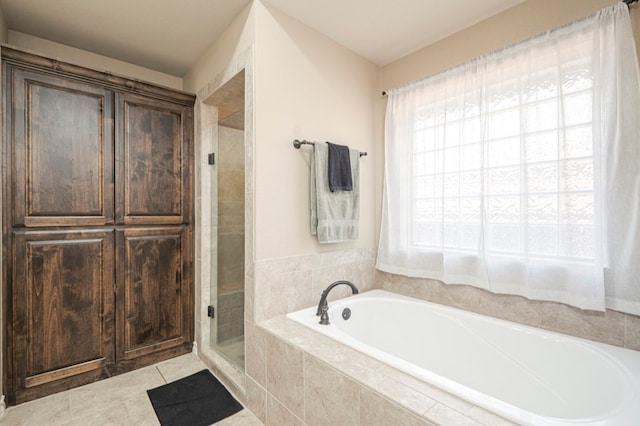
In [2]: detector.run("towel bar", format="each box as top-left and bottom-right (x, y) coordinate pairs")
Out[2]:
(293, 139), (367, 157)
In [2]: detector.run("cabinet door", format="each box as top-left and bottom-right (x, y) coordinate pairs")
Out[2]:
(116, 226), (192, 362)
(6, 65), (114, 227)
(116, 93), (193, 225)
(10, 229), (115, 404)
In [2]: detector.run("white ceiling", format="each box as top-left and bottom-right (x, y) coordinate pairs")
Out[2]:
(0, 0), (525, 77)
(263, 0), (526, 67)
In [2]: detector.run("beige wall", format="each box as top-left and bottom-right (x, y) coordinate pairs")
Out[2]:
(6, 31), (183, 90)
(183, 4), (254, 94)
(0, 4), (8, 43)
(381, 0), (618, 92)
(253, 1), (379, 260)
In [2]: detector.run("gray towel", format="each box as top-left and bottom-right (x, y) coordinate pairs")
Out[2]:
(327, 142), (352, 192)
(310, 142), (359, 243)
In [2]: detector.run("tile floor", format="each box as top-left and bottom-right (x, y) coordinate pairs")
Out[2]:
(0, 353), (262, 426)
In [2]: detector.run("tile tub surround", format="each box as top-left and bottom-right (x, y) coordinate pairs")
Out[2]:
(246, 316), (515, 426)
(253, 248), (378, 323)
(376, 271), (640, 351)
(244, 265), (640, 425)
(241, 248), (379, 424)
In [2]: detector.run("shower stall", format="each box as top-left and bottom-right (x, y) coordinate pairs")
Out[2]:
(208, 70), (246, 369)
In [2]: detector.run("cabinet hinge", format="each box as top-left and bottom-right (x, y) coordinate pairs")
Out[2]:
(208, 153), (215, 165)
(207, 305), (215, 318)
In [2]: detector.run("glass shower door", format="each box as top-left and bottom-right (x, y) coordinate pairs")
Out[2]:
(208, 70), (246, 370)
(212, 124), (245, 368)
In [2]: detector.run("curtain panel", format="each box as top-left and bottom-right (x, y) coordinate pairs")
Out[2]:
(377, 2), (640, 315)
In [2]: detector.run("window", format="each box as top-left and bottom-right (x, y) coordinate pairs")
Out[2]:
(377, 3), (640, 315)
(412, 55), (595, 262)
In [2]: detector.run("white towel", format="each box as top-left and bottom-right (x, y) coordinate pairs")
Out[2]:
(310, 142), (359, 243)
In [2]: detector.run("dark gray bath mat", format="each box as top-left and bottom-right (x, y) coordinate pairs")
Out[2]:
(147, 369), (243, 426)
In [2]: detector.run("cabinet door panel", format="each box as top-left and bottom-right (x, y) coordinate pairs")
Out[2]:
(8, 66), (114, 226)
(116, 94), (192, 225)
(116, 226), (192, 361)
(11, 229), (115, 402)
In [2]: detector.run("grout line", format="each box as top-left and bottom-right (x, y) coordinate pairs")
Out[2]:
(155, 366), (169, 384)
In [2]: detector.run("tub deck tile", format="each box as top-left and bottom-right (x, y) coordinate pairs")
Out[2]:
(378, 365), (474, 414)
(266, 394), (304, 426)
(303, 356), (360, 426)
(424, 403), (483, 426)
(265, 334), (305, 419)
(360, 387), (435, 426)
(467, 406), (518, 426)
(363, 371), (436, 416)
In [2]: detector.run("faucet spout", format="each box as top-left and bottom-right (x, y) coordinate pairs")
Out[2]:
(315, 280), (359, 325)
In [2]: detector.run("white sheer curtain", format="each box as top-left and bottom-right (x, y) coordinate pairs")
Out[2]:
(377, 2), (640, 315)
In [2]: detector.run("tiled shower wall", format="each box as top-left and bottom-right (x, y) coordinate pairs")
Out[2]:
(217, 291), (245, 343)
(217, 125), (245, 343)
(217, 126), (245, 295)
(193, 45), (253, 402)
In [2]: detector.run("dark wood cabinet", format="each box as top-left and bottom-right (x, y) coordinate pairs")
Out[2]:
(116, 93), (192, 225)
(8, 66), (114, 227)
(9, 229), (115, 403)
(2, 47), (195, 404)
(116, 226), (192, 362)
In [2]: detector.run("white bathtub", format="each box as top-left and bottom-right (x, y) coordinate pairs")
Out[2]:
(287, 289), (640, 425)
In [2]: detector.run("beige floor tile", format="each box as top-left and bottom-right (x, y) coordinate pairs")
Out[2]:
(1, 354), (260, 426)
(65, 403), (132, 426)
(68, 365), (164, 418)
(216, 409), (264, 425)
(1, 392), (71, 426)
(124, 394), (161, 426)
(155, 353), (209, 383)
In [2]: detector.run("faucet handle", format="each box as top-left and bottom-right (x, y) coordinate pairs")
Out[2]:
(319, 306), (330, 325)
(316, 299), (327, 316)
